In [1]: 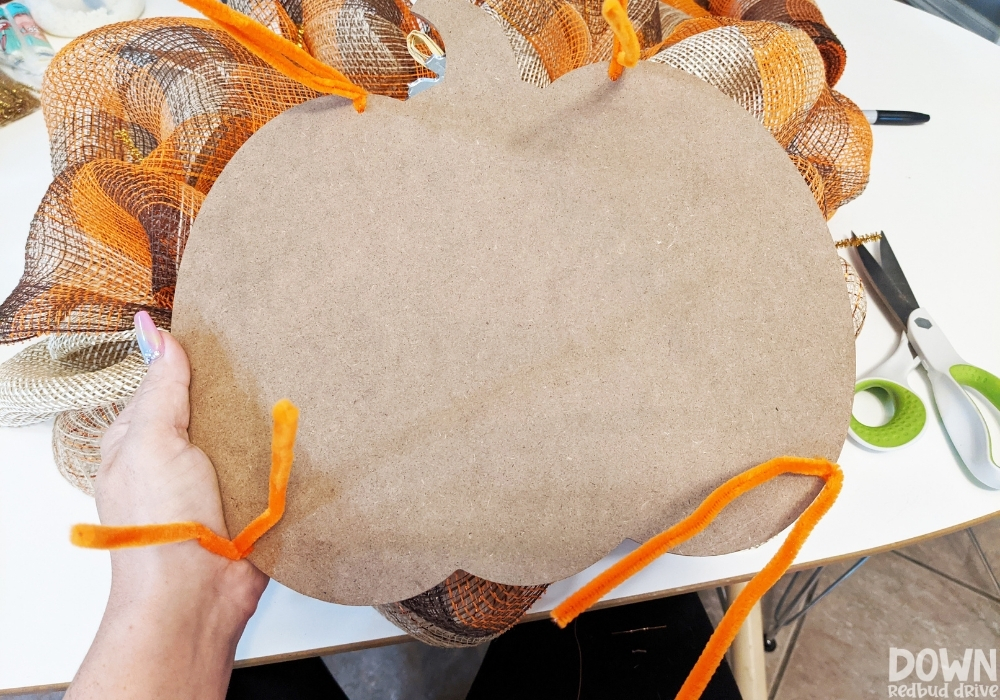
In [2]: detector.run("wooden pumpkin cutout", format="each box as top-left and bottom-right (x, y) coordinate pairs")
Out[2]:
(170, 0), (854, 606)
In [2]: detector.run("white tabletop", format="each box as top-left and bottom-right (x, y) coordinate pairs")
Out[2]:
(2, 0), (999, 692)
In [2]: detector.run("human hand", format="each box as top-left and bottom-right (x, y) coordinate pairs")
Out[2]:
(96, 312), (268, 615)
(66, 312), (267, 700)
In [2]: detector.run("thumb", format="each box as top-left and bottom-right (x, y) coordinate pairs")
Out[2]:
(128, 311), (193, 435)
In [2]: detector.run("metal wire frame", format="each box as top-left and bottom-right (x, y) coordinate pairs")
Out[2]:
(756, 557), (869, 651)
(967, 527), (1000, 595)
(710, 527), (997, 658)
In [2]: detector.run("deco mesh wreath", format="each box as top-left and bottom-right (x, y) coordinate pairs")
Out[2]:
(0, 0), (871, 645)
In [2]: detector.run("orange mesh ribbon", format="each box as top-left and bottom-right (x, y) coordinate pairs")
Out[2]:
(551, 456), (842, 700)
(603, 0), (640, 80)
(71, 399), (299, 560)
(175, 0), (369, 112)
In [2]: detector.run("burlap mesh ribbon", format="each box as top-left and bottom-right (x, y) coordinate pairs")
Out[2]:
(0, 332), (141, 425)
(0, 331), (141, 494)
(0, 0), (869, 646)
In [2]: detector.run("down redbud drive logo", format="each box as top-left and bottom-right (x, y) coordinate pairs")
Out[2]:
(888, 648), (998, 697)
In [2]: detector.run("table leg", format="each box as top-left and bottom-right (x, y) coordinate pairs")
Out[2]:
(725, 582), (768, 700)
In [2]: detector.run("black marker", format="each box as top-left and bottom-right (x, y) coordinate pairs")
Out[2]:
(861, 110), (930, 125)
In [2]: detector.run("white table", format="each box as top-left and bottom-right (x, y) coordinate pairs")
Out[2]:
(2, 0), (999, 693)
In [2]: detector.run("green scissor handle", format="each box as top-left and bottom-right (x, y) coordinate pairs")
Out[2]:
(849, 334), (926, 451)
(949, 364), (1000, 411)
(941, 364), (1000, 484)
(907, 310), (1000, 488)
(851, 318), (1000, 488)
(850, 378), (927, 449)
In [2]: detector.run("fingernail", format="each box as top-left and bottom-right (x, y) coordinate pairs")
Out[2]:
(134, 311), (163, 364)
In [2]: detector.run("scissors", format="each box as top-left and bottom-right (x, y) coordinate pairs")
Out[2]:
(849, 233), (1000, 489)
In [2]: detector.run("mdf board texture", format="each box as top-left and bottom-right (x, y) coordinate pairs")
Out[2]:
(171, 0), (855, 605)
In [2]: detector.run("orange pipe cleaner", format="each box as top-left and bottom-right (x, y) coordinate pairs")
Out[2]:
(551, 456), (843, 700)
(71, 399), (299, 560)
(175, 0), (368, 112)
(603, 0), (640, 81)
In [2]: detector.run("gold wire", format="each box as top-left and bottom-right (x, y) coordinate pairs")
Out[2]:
(114, 129), (145, 163)
(0, 72), (39, 126)
(834, 231), (882, 249)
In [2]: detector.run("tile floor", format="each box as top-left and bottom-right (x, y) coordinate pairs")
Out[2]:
(767, 517), (1000, 700)
(9, 516), (1000, 699)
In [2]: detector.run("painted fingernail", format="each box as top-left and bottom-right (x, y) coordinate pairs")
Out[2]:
(134, 311), (163, 364)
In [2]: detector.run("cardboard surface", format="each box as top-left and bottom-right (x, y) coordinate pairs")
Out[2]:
(171, 0), (855, 605)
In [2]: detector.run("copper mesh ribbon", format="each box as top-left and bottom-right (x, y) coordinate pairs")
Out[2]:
(841, 257), (866, 338)
(0, 0), (871, 647)
(377, 570), (549, 646)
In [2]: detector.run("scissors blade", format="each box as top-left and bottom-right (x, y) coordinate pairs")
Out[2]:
(854, 234), (921, 329)
(876, 235), (921, 311)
